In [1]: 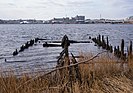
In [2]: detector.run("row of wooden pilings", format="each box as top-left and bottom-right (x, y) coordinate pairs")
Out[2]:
(41, 35), (132, 93)
(55, 34), (132, 87)
(92, 34), (132, 60)
(92, 35), (113, 53)
(13, 38), (39, 56)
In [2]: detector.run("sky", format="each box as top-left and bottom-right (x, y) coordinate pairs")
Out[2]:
(0, 0), (133, 20)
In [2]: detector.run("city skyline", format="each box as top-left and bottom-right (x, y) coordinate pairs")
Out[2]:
(0, 0), (133, 20)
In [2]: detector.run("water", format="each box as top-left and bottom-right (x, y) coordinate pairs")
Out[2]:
(0, 24), (133, 75)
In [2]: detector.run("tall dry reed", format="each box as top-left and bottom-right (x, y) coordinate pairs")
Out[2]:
(0, 52), (133, 93)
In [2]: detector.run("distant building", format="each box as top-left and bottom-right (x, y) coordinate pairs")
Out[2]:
(0, 19), (4, 24)
(69, 17), (76, 24)
(20, 21), (29, 24)
(91, 19), (105, 24)
(126, 16), (133, 24)
(52, 18), (64, 24)
(129, 16), (133, 21)
(43, 20), (50, 24)
(105, 19), (124, 24)
(63, 17), (70, 24)
(85, 19), (94, 24)
(74, 15), (85, 24)
(0, 15), (127, 24)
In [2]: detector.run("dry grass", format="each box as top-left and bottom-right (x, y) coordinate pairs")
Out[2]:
(0, 52), (133, 93)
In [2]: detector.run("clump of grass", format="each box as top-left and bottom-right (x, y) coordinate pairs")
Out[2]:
(0, 52), (133, 93)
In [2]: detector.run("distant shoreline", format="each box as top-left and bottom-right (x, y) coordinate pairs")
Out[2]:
(0, 23), (133, 25)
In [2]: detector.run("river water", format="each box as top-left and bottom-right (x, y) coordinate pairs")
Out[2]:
(0, 24), (133, 75)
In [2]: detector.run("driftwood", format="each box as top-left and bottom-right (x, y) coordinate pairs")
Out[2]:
(70, 40), (90, 43)
(43, 43), (61, 47)
(38, 36), (91, 43)
(5, 60), (27, 63)
(41, 40), (91, 43)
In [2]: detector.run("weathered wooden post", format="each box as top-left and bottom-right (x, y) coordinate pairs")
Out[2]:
(19, 45), (24, 52)
(114, 46), (117, 56)
(97, 34), (101, 46)
(89, 36), (91, 39)
(61, 35), (73, 93)
(109, 45), (113, 53)
(117, 46), (120, 58)
(13, 49), (18, 56)
(61, 34), (70, 65)
(129, 41), (132, 59)
(61, 35), (70, 65)
(92, 37), (97, 45)
(102, 35), (106, 49)
(106, 36), (109, 50)
(128, 41), (133, 69)
(71, 53), (82, 84)
(121, 39), (125, 59)
(57, 35), (70, 67)
(35, 38), (39, 43)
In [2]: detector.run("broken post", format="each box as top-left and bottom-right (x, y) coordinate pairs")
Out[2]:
(117, 46), (120, 58)
(35, 38), (39, 43)
(114, 46), (117, 56)
(61, 35), (70, 58)
(109, 45), (113, 53)
(61, 35), (73, 92)
(102, 35), (106, 49)
(71, 53), (82, 84)
(97, 34), (101, 46)
(13, 49), (18, 56)
(129, 41), (132, 59)
(121, 39), (124, 59)
(106, 36), (109, 50)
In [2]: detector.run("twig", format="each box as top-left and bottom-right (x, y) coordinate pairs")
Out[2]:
(16, 51), (107, 90)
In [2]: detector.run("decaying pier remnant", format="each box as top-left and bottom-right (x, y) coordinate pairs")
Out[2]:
(92, 34), (133, 61)
(92, 35), (113, 53)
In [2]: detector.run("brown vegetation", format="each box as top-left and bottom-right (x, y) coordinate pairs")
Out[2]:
(0, 52), (133, 93)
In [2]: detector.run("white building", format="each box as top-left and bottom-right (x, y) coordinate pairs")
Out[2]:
(128, 16), (133, 21)
(20, 21), (29, 24)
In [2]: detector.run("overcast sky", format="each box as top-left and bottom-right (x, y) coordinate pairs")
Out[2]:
(0, 0), (133, 20)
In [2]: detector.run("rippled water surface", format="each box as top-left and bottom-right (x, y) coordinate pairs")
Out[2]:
(0, 24), (133, 75)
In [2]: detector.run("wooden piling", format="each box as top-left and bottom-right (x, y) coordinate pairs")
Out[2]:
(13, 49), (18, 56)
(97, 34), (101, 46)
(129, 41), (132, 59)
(92, 38), (97, 44)
(106, 36), (110, 50)
(62, 35), (73, 93)
(35, 38), (39, 43)
(114, 46), (117, 56)
(57, 35), (71, 67)
(102, 35), (106, 49)
(121, 39), (124, 57)
(117, 46), (120, 58)
(71, 53), (82, 84)
(109, 45), (113, 53)
(89, 36), (91, 39)
(19, 45), (24, 52)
